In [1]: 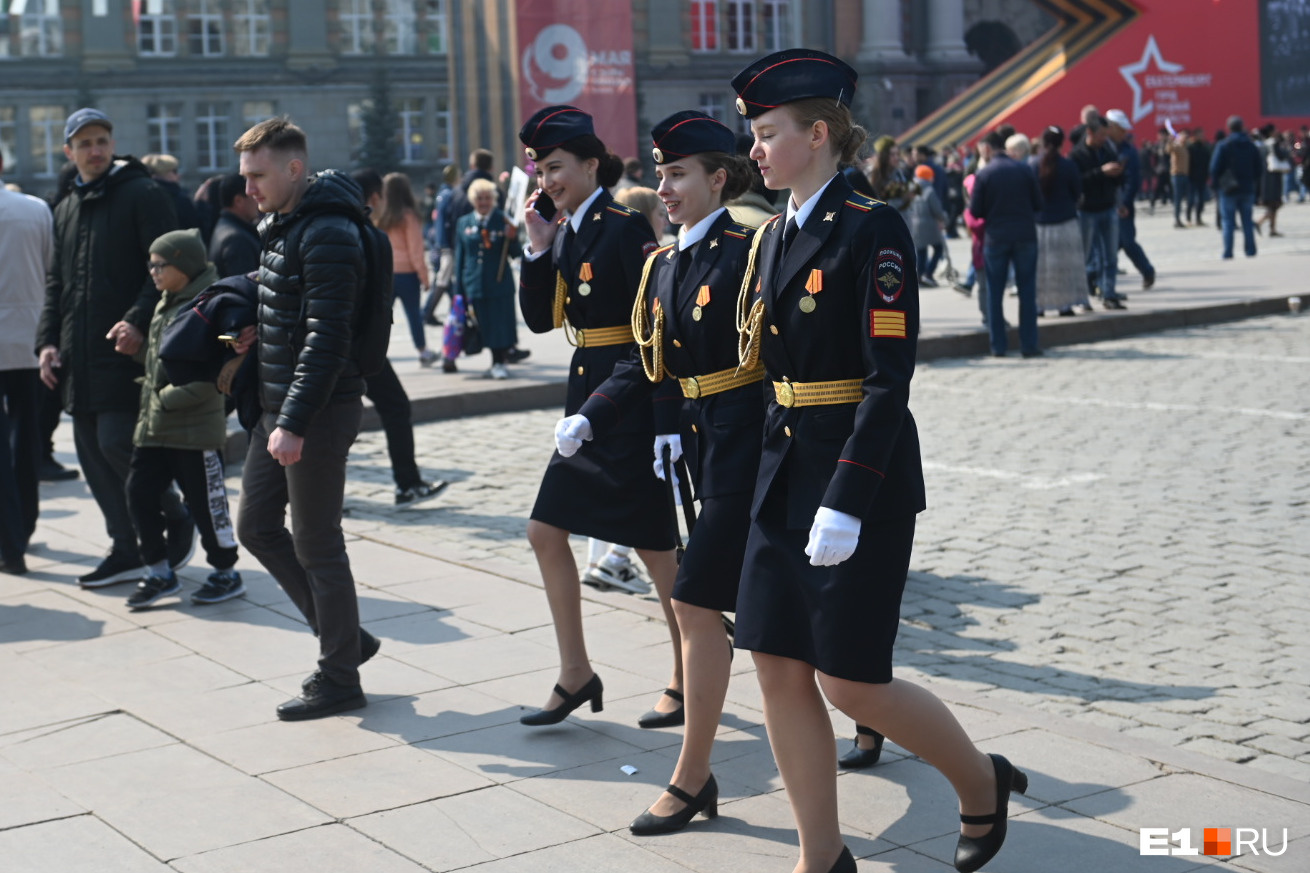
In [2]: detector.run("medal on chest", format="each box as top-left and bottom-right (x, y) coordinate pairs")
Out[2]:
(692, 284), (710, 321)
(577, 262), (593, 296)
(799, 269), (823, 313)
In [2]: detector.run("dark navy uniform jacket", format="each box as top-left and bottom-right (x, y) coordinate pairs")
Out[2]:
(520, 188), (678, 435)
(581, 209), (761, 500)
(746, 173), (926, 528)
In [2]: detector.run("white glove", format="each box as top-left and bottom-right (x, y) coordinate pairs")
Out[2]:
(554, 414), (593, 458)
(653, 433), (683, 466)
(805, 507), (861, 567)
(651, 454), (682, 505)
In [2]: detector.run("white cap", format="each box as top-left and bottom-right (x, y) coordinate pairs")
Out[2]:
(1105, 109), (1132, 130)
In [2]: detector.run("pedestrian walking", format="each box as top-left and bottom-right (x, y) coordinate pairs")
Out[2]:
(376, 172), (438, 366)
(516, 105), (684, 728)
(730, 48), (1028, 873)
(1210, 116), (1264, 260)
(453, 178), (522, 379)
(1105, 109), (1156, 291)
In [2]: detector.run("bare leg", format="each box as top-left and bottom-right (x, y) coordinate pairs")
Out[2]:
(634, 547), (684, 711)
(818, 673), (997, 839)
(526, 520), (593, 709)
(755, 652), (846, 873)
(646, 600), (731, 816)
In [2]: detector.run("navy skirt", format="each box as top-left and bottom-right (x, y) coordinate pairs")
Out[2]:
(734, 485), (916, 684)
(672, 491), (753, 613)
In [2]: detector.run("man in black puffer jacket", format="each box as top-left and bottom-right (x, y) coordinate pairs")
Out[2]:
(232, 117), (376, 721)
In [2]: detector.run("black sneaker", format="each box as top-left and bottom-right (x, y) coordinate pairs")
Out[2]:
(166, 514), (196, 572)
(39, 458), (79, 481)
(277, 672), (366, 721)
(394, 480), (449, 505)
(79, 551), (145, 588)
(126, 571), (182, 610)
(505, 347), (532, 364)
(191, 569), (246, 605)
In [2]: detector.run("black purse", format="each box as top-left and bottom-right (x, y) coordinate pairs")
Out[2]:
(463, 306), (484, 356)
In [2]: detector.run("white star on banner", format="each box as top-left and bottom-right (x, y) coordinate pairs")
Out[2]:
(1119, 35), (1184, 123)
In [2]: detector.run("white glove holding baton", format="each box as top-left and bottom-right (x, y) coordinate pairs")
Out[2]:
(652, 434), (683, 505)
(554, 414), (593, 458)
(805, 506), (861, 566)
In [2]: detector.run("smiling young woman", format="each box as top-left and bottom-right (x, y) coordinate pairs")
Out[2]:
(515, 105), (685, 730)
(729, 50), (1029, 873)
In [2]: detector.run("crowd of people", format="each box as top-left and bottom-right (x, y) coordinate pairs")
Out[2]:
(5, 47), (1304, 873)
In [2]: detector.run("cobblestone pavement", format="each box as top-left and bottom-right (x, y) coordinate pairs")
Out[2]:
(332, 311), (1310, 781)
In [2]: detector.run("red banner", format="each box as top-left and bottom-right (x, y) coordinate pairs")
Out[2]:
(516, 0), (638, 160)
(998, 0), (1308, 139)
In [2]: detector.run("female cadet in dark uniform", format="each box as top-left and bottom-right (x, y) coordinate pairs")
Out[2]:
(553, 111), (763, 835)
(516, 105), (684, 727)
(730, 51), (1028, 873)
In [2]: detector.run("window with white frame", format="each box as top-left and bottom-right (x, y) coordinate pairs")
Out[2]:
(242, 100), (276, 130)
(147, 102), (183, 155)
(340, 0), (375, 55)
(29, 104), (64, 177)
(0, 106), (17, 172)
(433, 94), (451, 163)
(187, 0), (224, 56)
(424, 0), (445, 54)
(698, 92), (724, 122)
(138, 0), (178, 57)
(760, 0), (789, 51)
(383, 0), (416, 55)
(725, 0), (754, 52)
(396, 96), (423, 162)
(690, 1), (717, 52)
(232, 0), (270, 57)
(196, 101), (230, 171)
(18, 0), (63, 57)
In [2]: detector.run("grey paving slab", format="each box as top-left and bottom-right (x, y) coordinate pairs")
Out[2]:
(450, 831), (704, 873)
(39, 743), (329, 860)
(0, 816), (172, 873)
(170, 822), (430, 873)
(348, 785), (603, 870)
(261, 742), (495, 818)
(0, 756), (85, 830)
(350, 682), (525, 745)
(0, 711), (174, 772)
(420, 719), (648, 786)
(188, 711), (399, 776)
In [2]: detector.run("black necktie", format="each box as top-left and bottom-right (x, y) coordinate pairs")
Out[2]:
(776, 216), (798, 282)
(674, 243), (695, 287)
(558, 222), (576, 275)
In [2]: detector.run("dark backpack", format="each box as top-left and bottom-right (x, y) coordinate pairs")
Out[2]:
(285, 206), (395, 378)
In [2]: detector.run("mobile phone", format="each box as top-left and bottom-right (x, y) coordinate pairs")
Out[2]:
(217, 333), (238, 346)
(534, 189), (557, 221)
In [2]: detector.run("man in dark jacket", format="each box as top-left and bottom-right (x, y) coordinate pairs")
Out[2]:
(37, 108), (193, 587)
(141, 153), (201, 232)
(1210, 115), (1264, 259)
(1186, 127), (1212, 225)
(208, 173), (262, 276)
(1105, 109), (1156, 290)
(1071, 117), (1127, 308)
(232, 117), (376, 721)
(969, 131), (1045, 357)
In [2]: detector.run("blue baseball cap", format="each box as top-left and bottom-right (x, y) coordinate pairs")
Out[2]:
(64, 107), (113, 143)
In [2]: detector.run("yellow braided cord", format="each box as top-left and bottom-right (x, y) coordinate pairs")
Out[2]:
(736, 219), (773, 371)
(552, 271), (567, 329)
(631, 249), (667, 383)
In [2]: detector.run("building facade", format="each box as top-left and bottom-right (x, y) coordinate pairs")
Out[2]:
(1, 1), (1049, 199)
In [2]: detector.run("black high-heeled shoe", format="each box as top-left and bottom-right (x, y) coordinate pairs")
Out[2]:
(629, 774), (718, 835)
(826, 846), (856, 873)
(637, 688), (685, 728)
(837, 725), (884, 769)
(519, 674), (603, 726)
(954, 753), (1028, 873)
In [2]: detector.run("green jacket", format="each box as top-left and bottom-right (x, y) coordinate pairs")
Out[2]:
(133, 265), (227, 450)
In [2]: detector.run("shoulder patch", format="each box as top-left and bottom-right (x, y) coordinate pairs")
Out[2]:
(641, 240), (661, 258)
(845, 194), (882, 212)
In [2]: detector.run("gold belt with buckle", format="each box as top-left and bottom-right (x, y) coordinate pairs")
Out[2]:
(679, 363), (764, 399)
(771, 378), (863, 408)
(574, 325), (635, 348)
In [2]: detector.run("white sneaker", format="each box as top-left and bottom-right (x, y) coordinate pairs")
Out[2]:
(490, 363), (509, 380)
(583, 557), (650, 594)
(419, 349), (439, 368)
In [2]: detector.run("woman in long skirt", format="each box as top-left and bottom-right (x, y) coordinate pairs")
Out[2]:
(1033, 126), (1090, 315)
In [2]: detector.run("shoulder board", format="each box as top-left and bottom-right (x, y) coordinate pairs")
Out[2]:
(650, 243), (676, 257)
(844, 194), (883, 212)
(606, 203), (640, 217)
(556, 215), (568, 226)
(722, 222), (754, 239)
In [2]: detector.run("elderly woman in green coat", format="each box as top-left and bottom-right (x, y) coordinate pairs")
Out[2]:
(453, 178), (523, 379)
